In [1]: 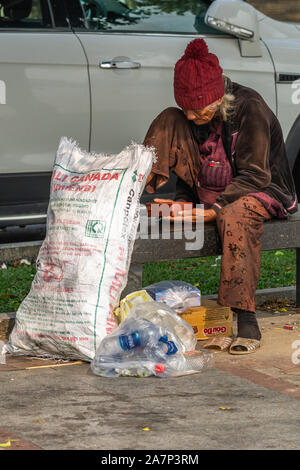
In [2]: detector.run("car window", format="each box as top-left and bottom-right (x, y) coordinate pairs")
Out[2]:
(76, 0), (223, 34)
(49, 0), (71, 28)
(0, 0), (52, 28)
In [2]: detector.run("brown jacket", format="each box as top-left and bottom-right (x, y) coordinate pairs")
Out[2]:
(144, 78), (297, 216)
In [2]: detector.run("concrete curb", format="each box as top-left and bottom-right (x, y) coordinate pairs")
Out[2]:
(204, 286), (296, 306)
(0, 241), (42, 264)
(0, 286), (296, 324)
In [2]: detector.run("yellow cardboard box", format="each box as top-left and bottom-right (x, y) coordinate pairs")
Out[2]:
(179, 299), (233, 340)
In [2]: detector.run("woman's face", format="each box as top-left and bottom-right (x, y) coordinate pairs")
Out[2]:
(183, 98), (222, 125)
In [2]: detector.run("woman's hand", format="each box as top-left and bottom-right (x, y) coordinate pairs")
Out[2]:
(167, 208), (217, 223)
(153, 199), (193, 217)
(150, 200), (217, 222)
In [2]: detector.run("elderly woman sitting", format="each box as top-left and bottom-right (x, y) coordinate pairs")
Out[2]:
(143, 39), (297, 354)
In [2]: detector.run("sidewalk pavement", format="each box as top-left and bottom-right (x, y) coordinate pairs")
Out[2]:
(0, 307), (300, 450)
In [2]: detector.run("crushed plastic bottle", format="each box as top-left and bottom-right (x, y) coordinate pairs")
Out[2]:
(91, 317), (181, 377)
(152, 350), (214, 378)
(91, 316), (214, 378)
(95, 317), (178, 358)
(130, 301), (197, 352)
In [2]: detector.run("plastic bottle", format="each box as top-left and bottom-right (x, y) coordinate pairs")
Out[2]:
(152, 350), (214, 378)
(91, 318), (180, 377)
(97, 318), (178, 359)
(131, 302), (197, 352)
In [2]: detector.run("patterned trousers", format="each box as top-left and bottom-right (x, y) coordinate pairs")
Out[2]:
(216, 196), (272, 313)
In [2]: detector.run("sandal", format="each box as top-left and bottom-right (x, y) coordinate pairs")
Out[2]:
(229, 337), (261, 355)
(202, 336), (233, 352)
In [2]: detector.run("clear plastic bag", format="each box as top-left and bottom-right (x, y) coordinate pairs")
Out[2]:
(114, 290), (153, 324)
(91, 316), (183, 377)
(129, 300), (197, 352)
(90, 314), (213, 378)
(144, 280), (201, 313)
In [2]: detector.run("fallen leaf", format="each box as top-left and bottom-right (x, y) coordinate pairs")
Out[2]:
(0, 439), (19, 448)
(219, 407), (231, 411)
(33, 418), (46, 424)
(142, 427), (150, 431)
(0, 440), (11, 448)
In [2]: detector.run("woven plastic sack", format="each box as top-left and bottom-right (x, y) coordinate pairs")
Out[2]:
(7, 137), (155, 361)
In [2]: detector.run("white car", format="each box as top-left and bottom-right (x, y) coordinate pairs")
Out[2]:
(0, 0), (299, 227)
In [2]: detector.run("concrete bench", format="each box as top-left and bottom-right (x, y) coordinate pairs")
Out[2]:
(123, 205), (300, 307)
(0, 205), (299, 307)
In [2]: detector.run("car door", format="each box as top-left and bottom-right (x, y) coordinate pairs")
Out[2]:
(0, 0), (90, 224)
(69, 0), (276, 163)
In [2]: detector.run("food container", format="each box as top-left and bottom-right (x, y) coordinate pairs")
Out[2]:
(179, 299), (233, 340)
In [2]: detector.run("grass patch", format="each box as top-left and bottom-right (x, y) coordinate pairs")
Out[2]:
(0, 249), (296, 313)
(143, 249), (296, 294)
(0, 263), (36, 313)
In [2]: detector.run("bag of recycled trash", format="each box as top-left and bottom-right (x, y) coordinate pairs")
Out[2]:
(90, 316), (213, 378)
(6, 137), (155, 361)
(129, 300), (197, 352)
(144, 280), (201, 313)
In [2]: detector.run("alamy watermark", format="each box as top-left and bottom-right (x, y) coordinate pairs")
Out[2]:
(0, 80), (6, 105)
(291, 340), (300, 365)
(136, 202), (204, 251)
(0, 340), (6, 365)
(291, 78), (300, 105)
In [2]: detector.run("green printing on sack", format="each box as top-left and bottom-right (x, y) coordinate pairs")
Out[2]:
(85, 220), (106, 238)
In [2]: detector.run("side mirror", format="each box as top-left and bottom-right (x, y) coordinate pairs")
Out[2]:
(205, 0), (262, 57)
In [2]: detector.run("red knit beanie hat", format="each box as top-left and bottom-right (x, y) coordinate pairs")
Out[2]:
(174, 39), (225, 110)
